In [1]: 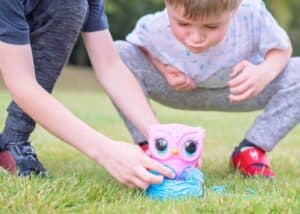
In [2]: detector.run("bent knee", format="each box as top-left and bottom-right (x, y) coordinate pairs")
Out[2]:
(114, 40), (140, 56)
(274, 57), (300, 89)
(114, 40), (147, 66)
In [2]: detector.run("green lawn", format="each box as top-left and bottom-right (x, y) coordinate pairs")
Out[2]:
(0, 66), (299, 213)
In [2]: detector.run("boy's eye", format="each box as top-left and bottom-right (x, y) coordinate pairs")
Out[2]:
(177, 22), (189, 27)
(205, 25), (218, 29)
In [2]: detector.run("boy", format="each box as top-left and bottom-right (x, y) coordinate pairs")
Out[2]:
(114, 0), (300, 178)
(0, 0), (174, 189)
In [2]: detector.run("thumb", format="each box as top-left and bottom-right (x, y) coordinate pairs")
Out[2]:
(231, 61), (248, 78)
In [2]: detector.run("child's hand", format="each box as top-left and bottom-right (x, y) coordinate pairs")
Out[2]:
(228, 60), (270, 103)
(164, 65), (196, 91)
(150, 56), (196, 91)
(99, 140), (175, 190)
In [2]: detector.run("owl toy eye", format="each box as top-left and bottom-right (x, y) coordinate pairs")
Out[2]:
(184, 140), (197, 155)
(155, 138), (168, 152)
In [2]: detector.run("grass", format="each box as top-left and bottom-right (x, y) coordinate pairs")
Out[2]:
(0, 66), (299, 213)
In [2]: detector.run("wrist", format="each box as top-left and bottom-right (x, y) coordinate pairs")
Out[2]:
(79, 131), (114, 165)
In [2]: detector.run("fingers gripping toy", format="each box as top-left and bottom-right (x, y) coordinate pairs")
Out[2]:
(146, 124), (205, 200)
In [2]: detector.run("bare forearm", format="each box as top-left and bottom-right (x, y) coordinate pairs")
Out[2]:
(260, 44), (292, 82)
(20, 86), (109, 158)
(82, 31), (158, 138)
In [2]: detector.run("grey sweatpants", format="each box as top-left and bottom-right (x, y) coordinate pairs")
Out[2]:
(1, 0), (88, 145)
(115, 40), (300, 152)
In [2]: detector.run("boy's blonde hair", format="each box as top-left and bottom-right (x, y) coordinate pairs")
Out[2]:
(165, 0), (242, 19)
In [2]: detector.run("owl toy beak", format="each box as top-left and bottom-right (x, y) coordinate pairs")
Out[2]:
(172, 149), (179, 155)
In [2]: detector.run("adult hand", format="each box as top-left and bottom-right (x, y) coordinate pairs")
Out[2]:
(99, 140), (175, 190)
(228, 60), (270, 103)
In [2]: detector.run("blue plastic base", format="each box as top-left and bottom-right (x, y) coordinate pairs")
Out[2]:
(145, 167), (205, 200)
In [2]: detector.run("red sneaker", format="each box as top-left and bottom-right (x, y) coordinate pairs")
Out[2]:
(231, 146), (275, 178)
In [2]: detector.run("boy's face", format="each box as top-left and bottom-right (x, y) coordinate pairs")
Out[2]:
(166, 3), (234, 53)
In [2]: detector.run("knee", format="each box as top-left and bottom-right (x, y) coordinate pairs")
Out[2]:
(274, 57), (300, 90)
(114, 40), (132, 50)
(114, 40), (141, 61)
(284, 57), (300, 79)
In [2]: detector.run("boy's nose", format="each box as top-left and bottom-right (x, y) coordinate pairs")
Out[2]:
(188, 31), (205, 46)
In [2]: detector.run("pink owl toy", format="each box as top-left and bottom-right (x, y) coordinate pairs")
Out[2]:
(148, 124), (205, 179)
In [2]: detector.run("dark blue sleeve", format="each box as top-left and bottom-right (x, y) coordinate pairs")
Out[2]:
(82, 0), (109, 32)
(0, 0), (30, 44)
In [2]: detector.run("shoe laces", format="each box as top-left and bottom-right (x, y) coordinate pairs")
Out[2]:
(5, 141), (38, 162)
